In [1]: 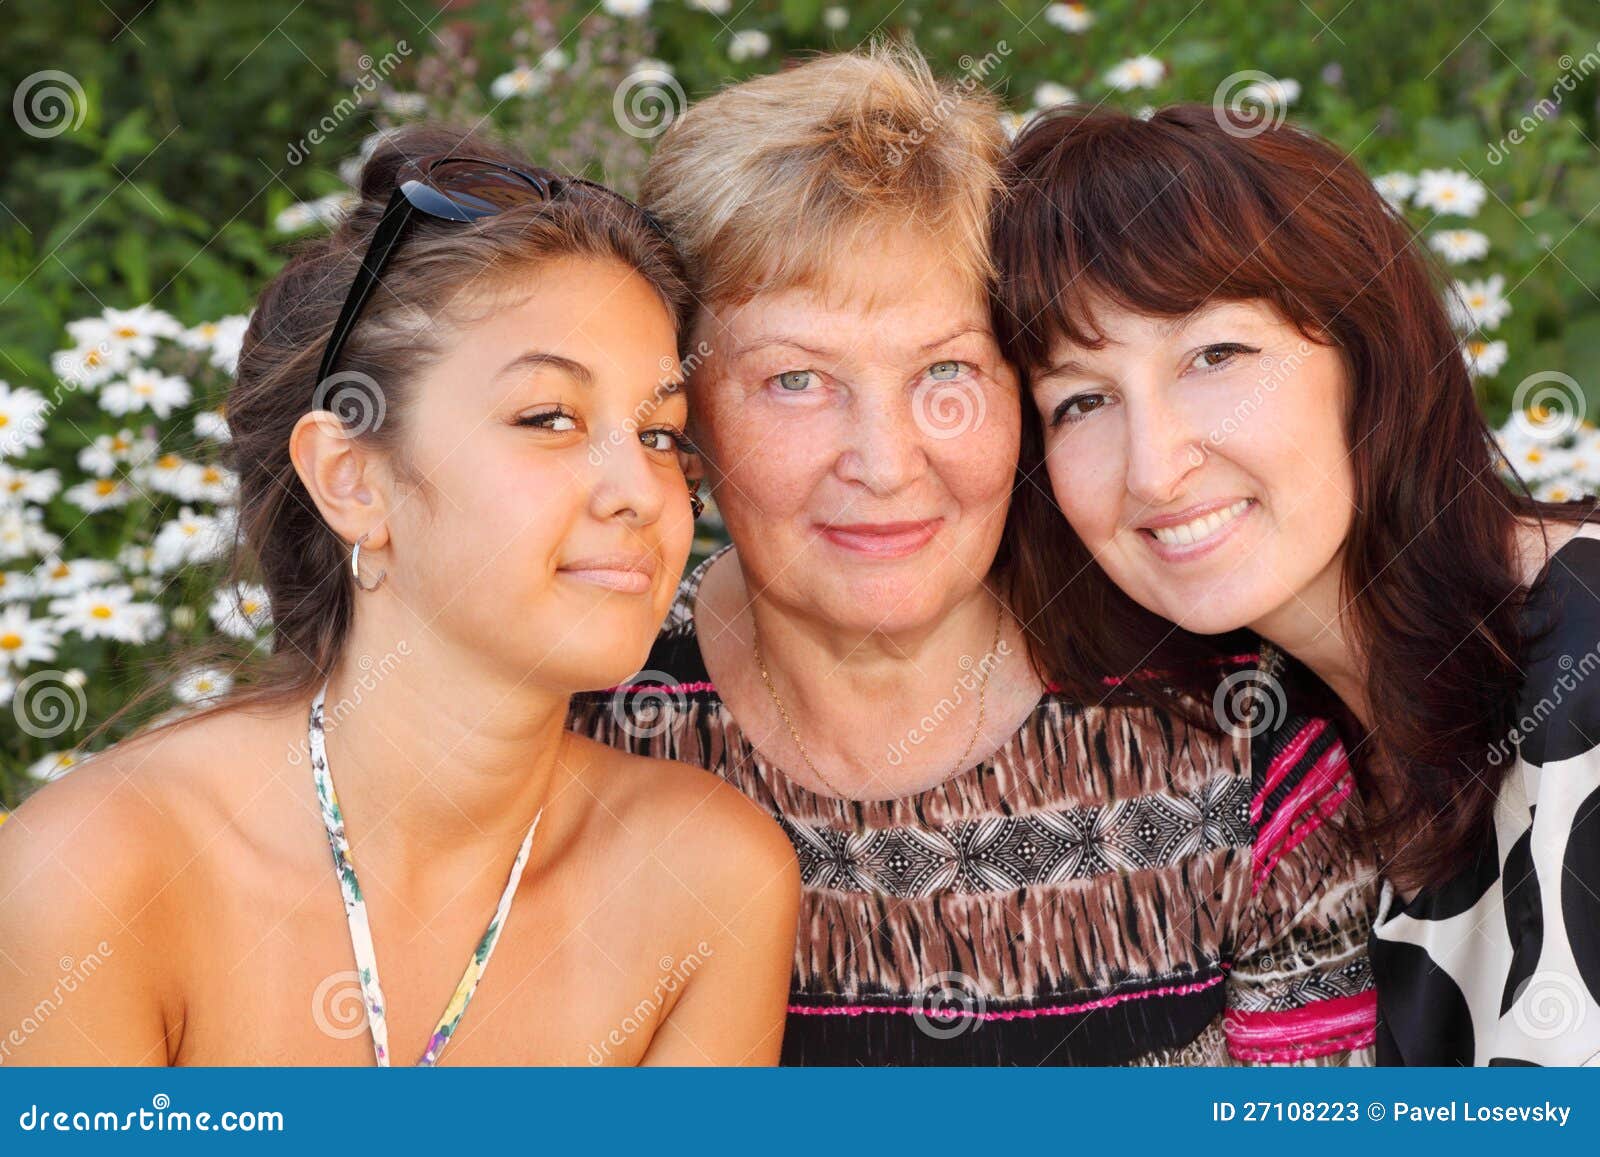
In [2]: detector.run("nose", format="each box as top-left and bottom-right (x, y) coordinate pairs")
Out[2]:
(1123, 389), (1204, 512)
(834, 388), (931, 497)
(587, 428), (670, 526)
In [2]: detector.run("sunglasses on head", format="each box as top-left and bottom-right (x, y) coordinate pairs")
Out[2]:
(316, 153), (669, 387)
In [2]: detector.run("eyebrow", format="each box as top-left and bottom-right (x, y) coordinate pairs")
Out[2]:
(493, 350), (594, 386)
(918, 325), (992, 351)
(727, 324), (992, 362)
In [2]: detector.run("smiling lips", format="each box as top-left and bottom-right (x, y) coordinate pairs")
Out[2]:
(819, 519), (944, 558)
(1139, 498), (1256, 558)
(558, 553), (658, 594)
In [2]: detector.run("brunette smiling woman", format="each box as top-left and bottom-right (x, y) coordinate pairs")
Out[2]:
(0, 125), (798, 1066)
(994, 103), (1600, 1065)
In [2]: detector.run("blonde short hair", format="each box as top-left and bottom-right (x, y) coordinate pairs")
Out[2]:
(640, 42), (1006, 309)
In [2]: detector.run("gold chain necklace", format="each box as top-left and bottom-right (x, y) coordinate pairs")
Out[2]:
(751, 598), (1006, 799)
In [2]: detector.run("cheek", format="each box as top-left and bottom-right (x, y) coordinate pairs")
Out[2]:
(701, 395), (836, 517)
(1044, 429), (1122, 545)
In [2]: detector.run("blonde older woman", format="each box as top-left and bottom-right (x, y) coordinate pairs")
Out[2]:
(570, 46), (1377, 1066)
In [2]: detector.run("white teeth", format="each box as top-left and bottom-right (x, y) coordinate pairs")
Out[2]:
(1149, 499), (1252, 547)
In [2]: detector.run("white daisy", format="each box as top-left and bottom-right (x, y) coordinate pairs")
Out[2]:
(174, 462), (238, 505)
(138, 452), (192, 496)
(50, 341), (127, 390)
(1105, 55), (1165, 91)
(1448, 274), (1512, 332)
(728, 29), (772, 62)
(27, 750), (83, 782)
(0, 508), (59, 562)
(99, 368), (192, 419)
(205, 314), (251, 375)
(64, 477), (135, 513)
(1045, 2), (1095, 32)
(117, 543), (155, 575)
(0, 382), (50, 459)
(0, 465), (60, 506)
(151, 507), (231, 572)
(172, 666), (234, 705)
(0, 605), (60, 670)
(489, 66), (550, 101)
(1372, 172), (1416, 210)
(1033, 82), (1078, 108)
(1428, 228), (1490, 265)
(602, 0), (651, 15)
(823, 5), (849, 30)
(50, 584), (163, 644)
(687, 0), (731, 12)
(210, 583), (273, 640)
(70, 306), (180, 361)
(997, 110), (1033, 140)
(194, 406), (231, 442)
(78, 429), (156, 476)
(1240, 77), (1300, 106)
(1413, 169), (1487, 217)
(0, 570), (33, 602)
(32, 557), (119, 597)
(379, 91), (428, 116)
(537, 47), (571, 72)
(1462, 339), (1508, 377)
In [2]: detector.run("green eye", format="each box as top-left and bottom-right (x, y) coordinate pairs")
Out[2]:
(776, 370), (815, 391)
(929, 360), (964, 380)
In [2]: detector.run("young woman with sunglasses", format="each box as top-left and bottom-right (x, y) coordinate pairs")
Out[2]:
(0, 125), (799, 1066)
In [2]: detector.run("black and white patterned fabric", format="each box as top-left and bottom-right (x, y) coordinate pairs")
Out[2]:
(1372, 524), (1600, 1066)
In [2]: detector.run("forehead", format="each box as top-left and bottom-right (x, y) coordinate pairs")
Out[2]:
(704, 241), (993, 362)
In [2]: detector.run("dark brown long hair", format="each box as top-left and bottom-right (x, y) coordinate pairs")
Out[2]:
(990, 102), (1593, 891)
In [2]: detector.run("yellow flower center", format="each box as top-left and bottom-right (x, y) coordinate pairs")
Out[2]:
(90, 605), (114, 620)
(50, 563), (70, 578)
(241, 601), (259, 616)
(94, 479), (118, 496)
(0, 633), (22, 651)
(201, 467), (222, 484)
(0, 415), (9, 429)
(157, 454), (181, 470)
(116, 326), (138, 338)
(85, 350), (103, 367)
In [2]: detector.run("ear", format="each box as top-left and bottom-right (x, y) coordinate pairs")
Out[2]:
(289, 412), (392, 551)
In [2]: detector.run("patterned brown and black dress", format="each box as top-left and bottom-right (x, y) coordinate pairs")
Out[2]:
(568, 549), (1378, 1066)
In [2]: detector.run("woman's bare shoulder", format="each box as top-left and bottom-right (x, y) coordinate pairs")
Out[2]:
(560, 732), (798, 899)
(0, 702), (305, 926)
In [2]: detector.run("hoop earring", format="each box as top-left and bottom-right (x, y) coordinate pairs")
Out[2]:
(351, 532), (387, 592)
(688, 479), (706, 520)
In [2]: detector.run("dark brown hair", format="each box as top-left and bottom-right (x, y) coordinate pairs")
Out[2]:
(991, 102), (1592, 891)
